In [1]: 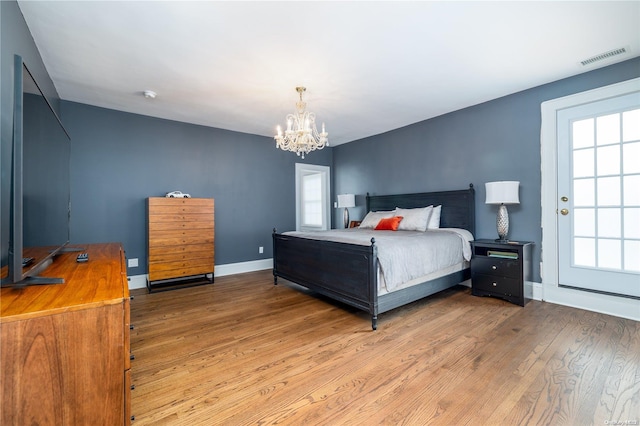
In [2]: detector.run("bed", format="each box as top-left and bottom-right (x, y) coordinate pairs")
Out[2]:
(272, 184), (475, 330)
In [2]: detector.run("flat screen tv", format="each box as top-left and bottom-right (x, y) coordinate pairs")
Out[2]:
(1, 55), (71, 287)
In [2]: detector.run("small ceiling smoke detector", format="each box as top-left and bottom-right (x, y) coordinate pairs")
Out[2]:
(143, 90), (157, 99)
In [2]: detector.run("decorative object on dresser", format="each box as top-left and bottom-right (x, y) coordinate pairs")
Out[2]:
(274, 86), (329, 159)
(165, 190), (191, 198)
(1, 243), (133, 425)
(147, 197), (214, 292)
(471, 239), (533, 306)
(337, 193), (356, 229)
(485, 181), (520, 242)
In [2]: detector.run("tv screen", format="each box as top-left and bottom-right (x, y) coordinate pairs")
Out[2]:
(22, 66), (71, 249)
(1, 56), (70, 286)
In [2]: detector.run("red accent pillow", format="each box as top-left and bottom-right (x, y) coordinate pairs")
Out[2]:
(375, 216), (404, 231)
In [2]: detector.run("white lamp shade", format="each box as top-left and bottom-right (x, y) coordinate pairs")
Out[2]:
(337, 194), (356, 208)
(485, 181), (520, 205)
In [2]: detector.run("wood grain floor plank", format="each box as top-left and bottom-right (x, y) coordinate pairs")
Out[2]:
(130, 270), (640, 425)
(594, 317), (640, 423)
(465, 301), (579, 423)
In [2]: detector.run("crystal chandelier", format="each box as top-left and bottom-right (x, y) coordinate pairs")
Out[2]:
(274, 87), (329, 159)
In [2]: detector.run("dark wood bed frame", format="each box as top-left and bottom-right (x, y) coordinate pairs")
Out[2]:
(272, 184), (475, 330)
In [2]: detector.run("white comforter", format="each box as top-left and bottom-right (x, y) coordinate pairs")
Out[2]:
(283, 228), (473, 292)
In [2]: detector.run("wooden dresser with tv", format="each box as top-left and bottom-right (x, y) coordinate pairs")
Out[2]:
(147, 197), (215, 292)
(0, 243), (131, 425)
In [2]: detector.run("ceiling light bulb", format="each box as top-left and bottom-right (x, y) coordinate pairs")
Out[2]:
(143, 90), (157, 99)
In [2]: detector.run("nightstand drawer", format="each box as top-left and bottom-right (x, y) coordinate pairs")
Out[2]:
(471, 257), (520, 279)
(472, 274), (522, 297)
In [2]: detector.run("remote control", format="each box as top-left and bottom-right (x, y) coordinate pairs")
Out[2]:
(22, 257), (34, 267)
(76, 253), (89, 263)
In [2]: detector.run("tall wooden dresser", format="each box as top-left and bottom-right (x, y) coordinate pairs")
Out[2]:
(1, 243), (132, 425)
(147, 197), (215, 292)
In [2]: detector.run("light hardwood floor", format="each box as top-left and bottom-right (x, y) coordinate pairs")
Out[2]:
(130, 270), (640, 425)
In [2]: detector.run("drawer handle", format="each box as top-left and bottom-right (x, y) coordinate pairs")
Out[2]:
(492, 265), (497, 270)
(492, 282), (497, 287)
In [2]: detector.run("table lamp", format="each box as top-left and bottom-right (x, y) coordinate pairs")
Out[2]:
(485, 181), (520, 242)
(337, 194), (356, 229)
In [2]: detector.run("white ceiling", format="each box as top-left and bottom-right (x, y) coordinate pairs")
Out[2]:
(18, 1), (640, 146)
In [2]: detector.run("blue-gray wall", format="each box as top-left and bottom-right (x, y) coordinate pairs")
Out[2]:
(62, 101), (332, 274)
(333, 57), (640, 282)
(4, 0), (638, 283)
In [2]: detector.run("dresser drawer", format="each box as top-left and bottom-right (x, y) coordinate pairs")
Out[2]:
(148, 261), (214, 281)
(472, 273), (522, 297)
(148, 243), (214, 263)
(148, 229), (214, 247)
(123, 295), (131, 370)
(148, 216), (214, 230)
(147, 196), (213, 209)
(471, 256), (520, 279)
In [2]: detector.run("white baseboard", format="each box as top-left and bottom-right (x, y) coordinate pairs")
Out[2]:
(128, 274), (148, 290)
(127, 258), (274, 290)
(541, 284), (639, 321)
(214, 258), (273, 277)
(475, 280), (638, 322)
(531, 281), (543, 301)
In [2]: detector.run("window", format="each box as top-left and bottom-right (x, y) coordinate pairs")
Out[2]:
(570, 108), (640, 272)
(295, 164), (330, 231)
(301, 172), (322, 227)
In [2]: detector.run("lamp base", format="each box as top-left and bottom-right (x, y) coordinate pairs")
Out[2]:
(496, 204), (509, 241)
(343, 208), (350, 229)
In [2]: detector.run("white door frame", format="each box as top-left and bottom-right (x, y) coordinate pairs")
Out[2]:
(540, 77), (640, 321)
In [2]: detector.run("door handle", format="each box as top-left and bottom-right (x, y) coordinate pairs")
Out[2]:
(561, 209), (569, 215)
(561, 196), (568, 202)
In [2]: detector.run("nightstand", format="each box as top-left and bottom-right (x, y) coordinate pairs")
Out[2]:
(471, 239), (533, 306)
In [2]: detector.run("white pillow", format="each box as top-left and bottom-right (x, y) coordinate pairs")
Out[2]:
(427, 205), (441, 229)
(359, 210), (395, 229)
(394, 206), (433, 232)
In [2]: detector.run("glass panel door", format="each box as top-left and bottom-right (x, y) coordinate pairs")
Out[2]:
(557, 93), (640, 298)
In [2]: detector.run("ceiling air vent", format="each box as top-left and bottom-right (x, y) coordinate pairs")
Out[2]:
(581, 47), (627, 66)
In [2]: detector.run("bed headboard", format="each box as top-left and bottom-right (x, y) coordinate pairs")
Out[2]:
(366, 184), (475, 235)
